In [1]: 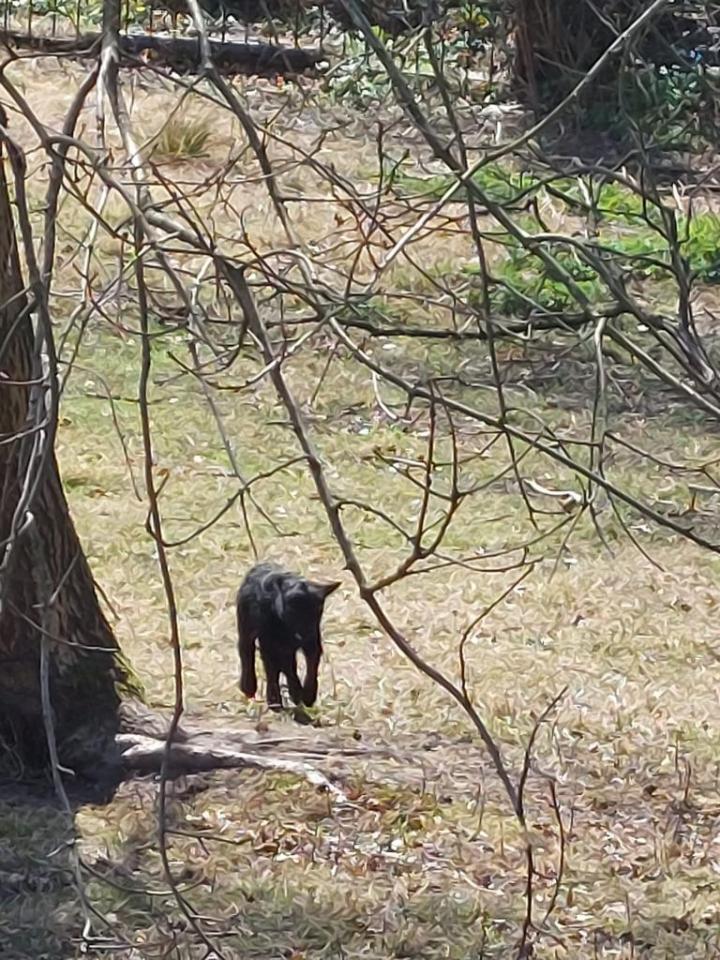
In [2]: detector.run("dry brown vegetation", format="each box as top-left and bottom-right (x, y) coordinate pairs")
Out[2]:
(3, 19), (720, 958)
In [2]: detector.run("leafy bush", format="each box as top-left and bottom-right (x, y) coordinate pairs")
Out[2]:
(389, 163), (540, 205)
(464, 203), (720, 321)
(684, 213), (720, 282)
(465, 241), (605, 316)
(598, 211), (720, 283)
(615, 62), (713, 145)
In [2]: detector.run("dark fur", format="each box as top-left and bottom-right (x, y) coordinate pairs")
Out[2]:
(237, 562), (340, 710)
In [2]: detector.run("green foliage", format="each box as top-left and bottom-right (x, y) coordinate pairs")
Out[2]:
(593, 182), (646, 221)
(602, 230), (670, 280)
(581, 62), (714, 147)
(598, 212), (720, 284)
(323, 3), (501, 109)
(481, 241), (606, 316)
(622, 63), (710, 143)
(482, 208), (720, 319)
(684, 212), (720, 282)
(399, 166), (720, 316)
(389, 162), (540, 205)
(323, 61), (394, 109)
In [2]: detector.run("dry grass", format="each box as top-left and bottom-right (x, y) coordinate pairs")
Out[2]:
(149, 116), (214, 163)
(4, 58), (720, 960)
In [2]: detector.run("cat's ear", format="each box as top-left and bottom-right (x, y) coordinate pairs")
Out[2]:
(312, 580), (341, 601)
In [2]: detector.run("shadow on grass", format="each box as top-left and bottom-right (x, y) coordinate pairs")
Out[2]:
(453, 336), (720, 432)
(0, 776), (122, 959)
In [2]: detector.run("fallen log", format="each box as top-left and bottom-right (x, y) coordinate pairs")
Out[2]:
(0, 29), (325, 78)
(117, 731), (350, 799)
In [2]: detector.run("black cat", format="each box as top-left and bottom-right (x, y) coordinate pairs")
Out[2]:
(237, 562), (340, 710)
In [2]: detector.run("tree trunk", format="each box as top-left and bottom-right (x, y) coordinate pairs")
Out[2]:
(0, 108), (139, 779)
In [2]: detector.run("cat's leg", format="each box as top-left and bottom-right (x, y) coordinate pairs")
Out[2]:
(237, 605), (258, 699)
(260, 645), (283, 711)
(302, 647), (321, 707)
(282, 652), (305, 706)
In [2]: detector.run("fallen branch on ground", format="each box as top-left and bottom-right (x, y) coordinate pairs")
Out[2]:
(0, 30), (324, 78)
(116, 732), (349, 800)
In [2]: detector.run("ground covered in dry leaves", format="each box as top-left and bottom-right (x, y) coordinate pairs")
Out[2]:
(2, 52), (720, 960)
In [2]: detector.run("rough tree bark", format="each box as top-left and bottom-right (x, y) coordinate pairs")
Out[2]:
(0, 109), (140, 778)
